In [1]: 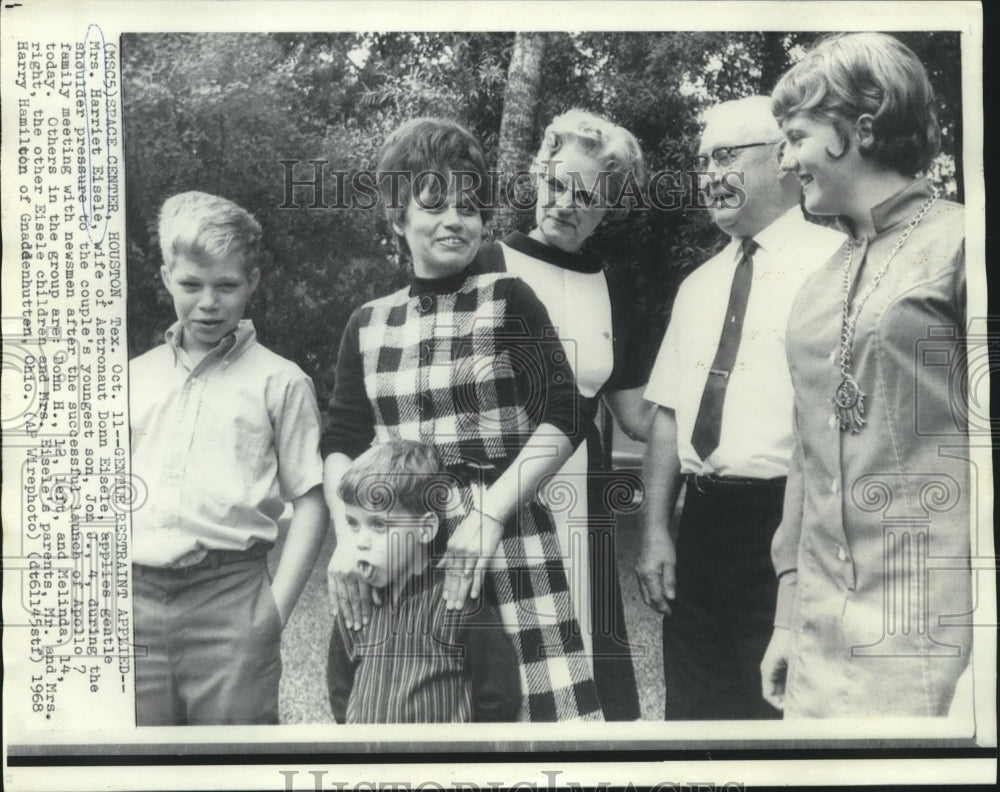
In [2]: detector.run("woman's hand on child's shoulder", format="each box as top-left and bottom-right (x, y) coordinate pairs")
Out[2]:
(327, 544), (378, 629)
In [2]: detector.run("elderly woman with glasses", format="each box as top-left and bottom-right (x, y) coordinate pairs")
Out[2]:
(481, 109), (652, 720)
(760, 33), (973, 718)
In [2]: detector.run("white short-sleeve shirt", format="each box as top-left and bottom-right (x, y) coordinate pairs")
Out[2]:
(645, 208), (845, 478)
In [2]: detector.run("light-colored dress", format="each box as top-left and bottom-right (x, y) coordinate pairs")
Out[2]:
(773, 179), (973, 717)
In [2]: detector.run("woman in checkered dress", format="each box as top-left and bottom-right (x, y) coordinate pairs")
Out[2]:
(486, 110), (652, 720)
(321, 118), (604, 721)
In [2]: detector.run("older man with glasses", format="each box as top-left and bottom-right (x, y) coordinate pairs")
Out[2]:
(636, 96), (844, 720)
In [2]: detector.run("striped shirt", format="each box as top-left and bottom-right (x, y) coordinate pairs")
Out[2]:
(327, 567), (520, 723)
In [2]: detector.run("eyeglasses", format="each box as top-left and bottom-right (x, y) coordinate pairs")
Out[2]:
(691, 141), (782, 171)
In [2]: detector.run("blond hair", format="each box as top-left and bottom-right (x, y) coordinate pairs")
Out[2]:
(533, 109), (646, 208)
(158, 191), (264, 273)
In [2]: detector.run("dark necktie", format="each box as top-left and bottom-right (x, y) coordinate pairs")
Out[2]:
(690, 237), (757, 461)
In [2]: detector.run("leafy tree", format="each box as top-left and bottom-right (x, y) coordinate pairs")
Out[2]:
(122, 31), (963, 405)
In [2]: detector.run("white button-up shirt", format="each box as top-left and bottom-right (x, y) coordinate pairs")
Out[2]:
(129, 320), (323, 566)
(645, 207), (845, 478)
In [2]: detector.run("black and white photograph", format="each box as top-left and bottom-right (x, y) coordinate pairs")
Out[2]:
(1, 1), (994, 790)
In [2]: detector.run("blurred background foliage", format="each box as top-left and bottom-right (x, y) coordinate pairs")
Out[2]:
(122, 31), (962, 404)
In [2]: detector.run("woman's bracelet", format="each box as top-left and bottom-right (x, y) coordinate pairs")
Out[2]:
(470, 506), (505, 527)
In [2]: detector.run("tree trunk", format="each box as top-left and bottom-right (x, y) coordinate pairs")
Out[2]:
(495, 32), (547, 235)
(758, 32), (788, 94)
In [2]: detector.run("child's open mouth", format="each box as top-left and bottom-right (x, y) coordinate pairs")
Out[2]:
(357, 559), (375, 582)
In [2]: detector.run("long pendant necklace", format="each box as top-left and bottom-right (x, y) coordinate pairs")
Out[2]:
(833, 192), (938, 433)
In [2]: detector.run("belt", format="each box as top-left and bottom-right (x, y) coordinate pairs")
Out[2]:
(134, 541), (273, 575)
(684, 473), (786, 495)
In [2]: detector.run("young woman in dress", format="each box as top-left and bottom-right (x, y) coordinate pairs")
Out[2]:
(761, 33), (972, 717)
(322, 118), (604, 721)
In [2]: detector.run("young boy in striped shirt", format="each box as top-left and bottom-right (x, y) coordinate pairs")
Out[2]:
(326, 440), (520, 723)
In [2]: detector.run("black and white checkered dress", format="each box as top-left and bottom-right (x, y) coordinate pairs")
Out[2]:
(492, 232), (647, 721)
(324, 260), (603, 721)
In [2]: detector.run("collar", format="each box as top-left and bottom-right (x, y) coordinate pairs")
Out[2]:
(502, 231), (604, 274)
(743, 204), (808, 259)
(408, 250), (486, 297)
(385, 559), (436, 608)
(409, 267), (476, 297)
(866, 177), (934, 236)
(165, 319), (257, 368)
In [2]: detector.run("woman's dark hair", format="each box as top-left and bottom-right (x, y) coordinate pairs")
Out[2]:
(771, 33), (941, 176)
(376, 117), (492, 249)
